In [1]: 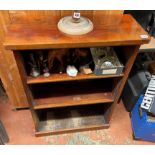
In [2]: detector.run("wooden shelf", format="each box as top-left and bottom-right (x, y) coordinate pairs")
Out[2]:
(32, 79), (113, 109)
(35, 104), (110, 136)
(36, 122), (109, 136)
(34, 92), (113, 109)
(27, 73), (124, 84)
(4, 13), (150, 136)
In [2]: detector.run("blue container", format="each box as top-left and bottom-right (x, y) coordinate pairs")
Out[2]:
(131, 95), (155, 142)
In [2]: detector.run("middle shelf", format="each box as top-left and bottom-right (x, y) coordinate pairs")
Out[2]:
(27, 73), (124, 84)
(31, 78), (115, 109)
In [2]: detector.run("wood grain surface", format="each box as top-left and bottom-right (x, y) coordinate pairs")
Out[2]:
(31, 79), (113, 109)
(4, 15), (150, 50)
(27, 73), (124, 84)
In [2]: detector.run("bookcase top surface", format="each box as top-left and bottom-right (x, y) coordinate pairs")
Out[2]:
(4, 14), (150, 50)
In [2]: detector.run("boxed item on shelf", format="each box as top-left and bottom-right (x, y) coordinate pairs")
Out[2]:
(90, 47), (124, 76)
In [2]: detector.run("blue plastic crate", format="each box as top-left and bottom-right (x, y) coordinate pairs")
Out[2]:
(131, 95), (155, 142)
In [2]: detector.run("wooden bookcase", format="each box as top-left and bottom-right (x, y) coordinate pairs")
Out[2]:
(3, 14), (150, 136)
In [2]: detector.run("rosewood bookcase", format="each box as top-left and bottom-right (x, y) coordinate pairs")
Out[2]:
(3, 14), (150, 136)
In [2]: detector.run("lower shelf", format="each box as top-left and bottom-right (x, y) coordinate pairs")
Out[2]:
(35, 104), (110, 136)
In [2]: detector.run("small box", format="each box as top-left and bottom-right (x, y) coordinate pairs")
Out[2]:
(90, 47), (124, 76)
(131, 95), (155, 142)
